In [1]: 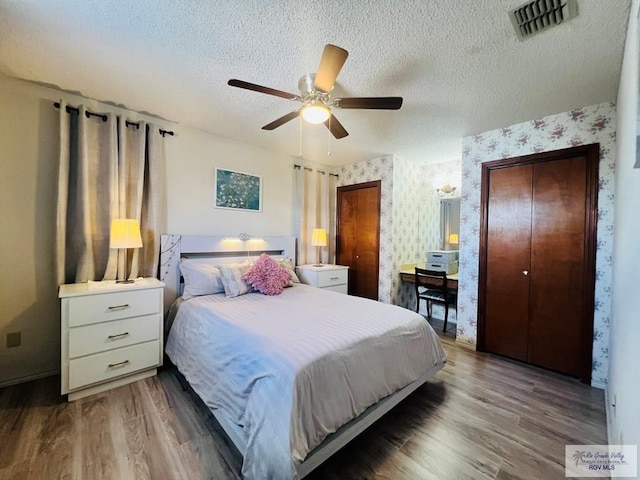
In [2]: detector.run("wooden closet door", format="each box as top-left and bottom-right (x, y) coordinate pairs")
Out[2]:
(528, 157), (588, 376)
(479, 145), (598, 383)
(484, 164), (533, 361)
(337, 181), (380, 300)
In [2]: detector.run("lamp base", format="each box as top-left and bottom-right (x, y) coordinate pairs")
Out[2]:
(116, 279), (135, 284)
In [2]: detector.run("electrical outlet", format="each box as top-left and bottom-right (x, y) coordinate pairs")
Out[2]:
(6, 332), (21, 348)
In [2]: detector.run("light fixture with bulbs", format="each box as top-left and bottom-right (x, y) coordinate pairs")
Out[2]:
(435, 183), (457, 198)
(301, 103), (331, 124)
(432, 175), (460, 198)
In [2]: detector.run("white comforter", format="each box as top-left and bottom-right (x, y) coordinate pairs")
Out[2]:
(165, 284), (446, 479)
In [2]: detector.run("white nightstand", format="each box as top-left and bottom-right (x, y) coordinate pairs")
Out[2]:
(296, 264), (349, 294)
(58, 278), (164, 401)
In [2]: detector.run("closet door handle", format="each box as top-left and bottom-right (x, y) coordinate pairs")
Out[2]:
(522, 270), (529, 276)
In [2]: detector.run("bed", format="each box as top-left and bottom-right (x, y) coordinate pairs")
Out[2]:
(160, 235), (447, 479)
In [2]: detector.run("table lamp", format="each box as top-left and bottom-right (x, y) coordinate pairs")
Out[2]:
(110, 219), (143, 283)
(311, 228), (327, 267)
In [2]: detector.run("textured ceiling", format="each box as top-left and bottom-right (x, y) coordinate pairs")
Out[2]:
(0, 0), (631, 166)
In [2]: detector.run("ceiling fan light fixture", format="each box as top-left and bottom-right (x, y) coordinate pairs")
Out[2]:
(302, 103), (331, 124)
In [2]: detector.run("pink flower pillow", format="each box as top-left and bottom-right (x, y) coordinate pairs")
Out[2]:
(243, 253), (291, 295)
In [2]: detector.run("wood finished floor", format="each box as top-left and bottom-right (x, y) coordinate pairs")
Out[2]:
(0, 322), (607, 480)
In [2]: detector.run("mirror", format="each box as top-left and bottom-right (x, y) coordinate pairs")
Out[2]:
(440, 198), (460, 250)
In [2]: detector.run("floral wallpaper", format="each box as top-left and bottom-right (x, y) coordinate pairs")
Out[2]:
(458, 102), (616, 388)
(391, 158), (428, 308)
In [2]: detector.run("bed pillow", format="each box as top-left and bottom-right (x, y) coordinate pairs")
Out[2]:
(219, 262), (254, 298)
(180, 259), (224, 300)
(275, 257), (301, 285)
(243, 253), (292, 296)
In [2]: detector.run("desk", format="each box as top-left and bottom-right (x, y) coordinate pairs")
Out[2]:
(399, 263), (459, 290)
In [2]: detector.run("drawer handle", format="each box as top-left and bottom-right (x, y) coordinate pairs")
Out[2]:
(108, 304), (130, 311)
(330, 277), (340, 280)
(108, 360), (130, 368)
(107, 332), (130, 340)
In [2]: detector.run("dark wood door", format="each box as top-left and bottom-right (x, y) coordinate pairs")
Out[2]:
(528, 156), (588, 376)
(478, 145), (598, 383)
(484, 164), (533, 362)
(337, 181), (380, 300)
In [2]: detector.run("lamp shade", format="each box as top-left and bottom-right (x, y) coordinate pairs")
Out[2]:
(302, 104), (331, 124)
(110, 219), (143, 249)
(311, 228), (327, 247)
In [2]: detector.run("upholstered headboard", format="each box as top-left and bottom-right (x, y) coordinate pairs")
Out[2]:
(159, 234), (296, 312)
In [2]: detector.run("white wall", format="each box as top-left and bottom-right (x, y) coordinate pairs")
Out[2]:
(0, 75), (60, 385)
(608, 0), (640, 456)
(165, 128), (297, 237)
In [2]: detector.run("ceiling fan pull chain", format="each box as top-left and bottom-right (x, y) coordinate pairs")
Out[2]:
(298, 114), (303, 157)
(327, 115), (332, 156)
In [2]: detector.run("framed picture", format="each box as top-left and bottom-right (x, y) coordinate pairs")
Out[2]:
(214, 168), (262, 212)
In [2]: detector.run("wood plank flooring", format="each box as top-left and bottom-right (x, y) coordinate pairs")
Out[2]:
(0, 324), (607, 480)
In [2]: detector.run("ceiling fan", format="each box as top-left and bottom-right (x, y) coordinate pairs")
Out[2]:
(227, 44), (403, 139)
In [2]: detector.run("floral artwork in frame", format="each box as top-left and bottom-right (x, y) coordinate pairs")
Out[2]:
(215, 168), (262, 212)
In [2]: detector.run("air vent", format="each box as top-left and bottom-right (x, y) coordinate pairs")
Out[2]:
(509, 0), (578, 40)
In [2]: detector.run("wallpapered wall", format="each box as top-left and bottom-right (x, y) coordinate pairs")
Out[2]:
(458, 102), (616, 388)
(391, 158), (429, 308)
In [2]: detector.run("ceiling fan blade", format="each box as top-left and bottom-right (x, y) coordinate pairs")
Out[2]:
(262, 110), (300, 130)
(228, 79), (298, 100)
(314, 44), (349, 94)
(334, 97), (403, 110)
(324, 114), (349, 139)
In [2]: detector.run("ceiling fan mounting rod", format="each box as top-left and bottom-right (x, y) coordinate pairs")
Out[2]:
(298, 73), (331, 106)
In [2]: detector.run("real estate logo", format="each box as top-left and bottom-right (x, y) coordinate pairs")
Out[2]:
(565, 444), (637, 477)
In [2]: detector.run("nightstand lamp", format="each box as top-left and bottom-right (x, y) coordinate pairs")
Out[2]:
(110, 218), (142, 283)
(311, 228), (327, 267)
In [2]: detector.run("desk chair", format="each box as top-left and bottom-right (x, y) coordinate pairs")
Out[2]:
(415, 267), (457, 333)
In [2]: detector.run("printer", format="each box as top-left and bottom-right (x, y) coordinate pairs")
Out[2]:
(427, 250), (459, 274)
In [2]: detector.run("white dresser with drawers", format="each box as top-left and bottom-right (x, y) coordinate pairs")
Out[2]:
(59, 278), (164, 401)
(295, 264), (349, 294)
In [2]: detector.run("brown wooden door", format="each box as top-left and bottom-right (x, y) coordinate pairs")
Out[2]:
(336, 181), (380, 300)
(484, 164), (532, 362)
(528, 156), (588, 376)
(478, 145), (598, 383)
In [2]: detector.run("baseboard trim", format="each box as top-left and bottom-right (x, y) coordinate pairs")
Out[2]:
(604, 386), (612, 444)
(0, 368), (60, 388)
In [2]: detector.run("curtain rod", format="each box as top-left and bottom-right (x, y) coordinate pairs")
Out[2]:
(53, 102), (174, 137)
(293, 164), (339, 177)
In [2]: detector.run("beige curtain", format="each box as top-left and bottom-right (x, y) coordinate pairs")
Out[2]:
(293, 166), (337, 265)
(56, 101), (164, 285)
